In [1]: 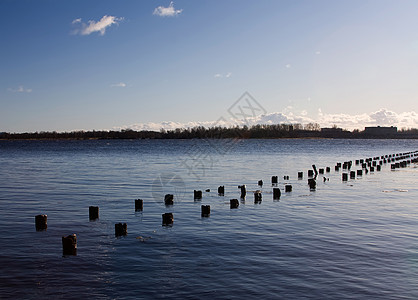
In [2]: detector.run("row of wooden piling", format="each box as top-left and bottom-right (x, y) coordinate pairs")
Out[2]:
(35, 206), (175, 255)
(338, 150), (418, 181)
(35, 149), (418, 256)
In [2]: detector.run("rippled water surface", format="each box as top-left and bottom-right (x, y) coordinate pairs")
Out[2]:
(0, 139), (417, 299)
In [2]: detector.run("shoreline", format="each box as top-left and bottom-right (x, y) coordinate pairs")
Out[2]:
(1, 136), (417, 141)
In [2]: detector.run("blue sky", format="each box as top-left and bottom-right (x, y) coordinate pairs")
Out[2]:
(1, 0), (417, 132)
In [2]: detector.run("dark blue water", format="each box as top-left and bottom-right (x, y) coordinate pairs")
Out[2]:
(0, 139), (417, 299)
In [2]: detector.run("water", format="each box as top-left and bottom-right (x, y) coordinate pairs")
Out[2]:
(0, 139), (417, 299)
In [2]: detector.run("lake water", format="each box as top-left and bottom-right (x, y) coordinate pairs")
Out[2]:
(0, 139), (417, 299)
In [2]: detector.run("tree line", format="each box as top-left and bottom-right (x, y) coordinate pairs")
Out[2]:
(0, 123), (417, 140)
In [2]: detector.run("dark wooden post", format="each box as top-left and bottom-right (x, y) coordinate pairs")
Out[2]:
(135, 199), (143, 211)
(164, 194), (174, 205)
(35, 214), (47, 231)
(115, 223), (127, 236)
(254, 191), (262, 203)
(62, 234), (77, 256)
(162, 213), (174, 226)
(230, 199), (239, 209)
(201, 205), (210, 217)
(194, 190), (202, 200)
(240, 185), (246, 198)
(218, 186), (225, 196)
(273, 188), (281, 200)
(89, 206), (99, 220)
(308, 179), (316, 190)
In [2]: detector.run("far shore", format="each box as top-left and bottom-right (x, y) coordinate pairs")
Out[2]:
(1, 125), (417, 140)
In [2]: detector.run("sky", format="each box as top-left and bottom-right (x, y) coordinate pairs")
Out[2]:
(1, 0), (417, 133)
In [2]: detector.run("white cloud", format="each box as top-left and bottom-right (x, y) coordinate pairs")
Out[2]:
(8, 86), (32, 93)
(316, 108), (418, 130)
(315, 51), (321, 55)
(116, 108), (417, 132)
(214, 72), (232, 78)
(153, 1), (183, 17)
(72, 15), (123, 36)
(111, 82), (127, 87)
(118, 121), (215, 132)
(285, 64), (291, 69)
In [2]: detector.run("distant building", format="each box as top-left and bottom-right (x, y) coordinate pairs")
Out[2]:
(320, 127), (345, 138)
(364, 126), (397, 136)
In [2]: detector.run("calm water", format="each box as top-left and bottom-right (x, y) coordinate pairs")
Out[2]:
(0, 139), (417, 299)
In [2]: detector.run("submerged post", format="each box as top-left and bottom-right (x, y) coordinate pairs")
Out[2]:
(35, 214), (47, 231)
(218, 186), (225, 196)
(115, 223), (127, 236)
(201, 205), (210, 217)
(194, 190), (202, 200)
(164, 194), (174, 205)
(254, 191), (262, 203)
(240, 185), (246, 198)
(162, 213), (174, 226)
(230, 199), (239, 209)
(135, 199), (143, 211)
(285, 185), (292, 192)
(271, 176), (278, 185)
(312, 165), (318, 177)
(308, 179), (316, 190)
(62, 234), (77, 256)
(273, 188), (281, 200)
(89, 206), (99, 220)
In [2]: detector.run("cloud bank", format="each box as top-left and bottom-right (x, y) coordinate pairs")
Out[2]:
(153, 1), (183, 17)
(117, 108), (418, 132)
(72, 15), (123, 36)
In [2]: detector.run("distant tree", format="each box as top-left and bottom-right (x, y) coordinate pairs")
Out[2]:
(304, 123), (321, 131)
